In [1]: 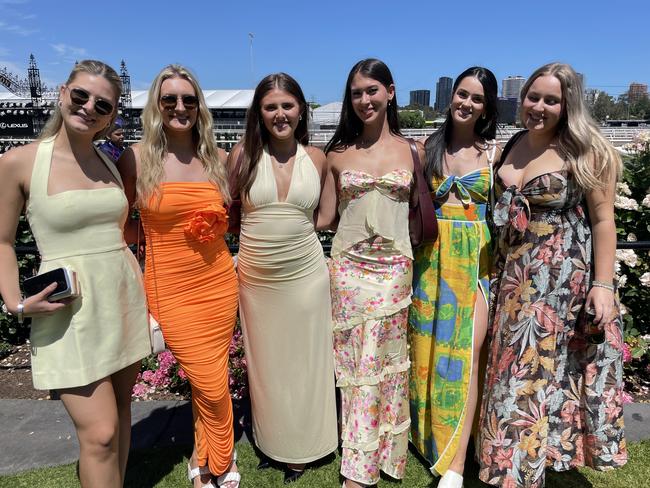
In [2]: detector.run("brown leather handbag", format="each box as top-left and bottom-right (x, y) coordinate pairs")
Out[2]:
(407, 139), (438, 248)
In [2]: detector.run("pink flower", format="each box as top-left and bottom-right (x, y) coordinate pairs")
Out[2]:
(177, 368), (187, 380)
(141, 370), (155, 383)
(132, 383), (149, 398)
(622, 343), (633, 363)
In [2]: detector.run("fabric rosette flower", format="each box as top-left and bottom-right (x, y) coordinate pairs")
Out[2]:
(184, 203), (228, 243)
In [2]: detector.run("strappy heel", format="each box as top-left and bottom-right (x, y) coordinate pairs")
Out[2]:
(216, 450), (241, 488)
(187, 462), (216, 488)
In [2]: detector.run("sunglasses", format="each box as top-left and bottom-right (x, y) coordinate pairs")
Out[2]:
(67, 87), (114, 116)
(159, 94), (199, 110)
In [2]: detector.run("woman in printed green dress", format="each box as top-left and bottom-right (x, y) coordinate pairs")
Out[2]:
(478, 62), (627, 488)
(409, 67), (500, 488)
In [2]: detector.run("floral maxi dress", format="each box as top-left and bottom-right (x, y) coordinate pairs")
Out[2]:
(478, 133), (627, 488)
(329, 169), (413, 485)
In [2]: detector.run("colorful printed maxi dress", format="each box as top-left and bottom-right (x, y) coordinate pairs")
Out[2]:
(329, 169), (413, 485)
(478, 132), (627, 488)
(409, 165), (492, 475)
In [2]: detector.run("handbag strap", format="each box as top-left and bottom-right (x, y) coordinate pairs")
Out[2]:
(137, 214), (162, 321)
(228, 146), (245, 201)
(408, 138), (438, 240)
(408, 139), (431, 207)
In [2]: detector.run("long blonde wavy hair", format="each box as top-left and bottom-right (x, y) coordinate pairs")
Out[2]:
(520, 63), (621, 191)
(136, 64), (229, 207)
(39, 60), (121, 141)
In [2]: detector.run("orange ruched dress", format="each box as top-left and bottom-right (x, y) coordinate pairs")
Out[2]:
(140, 182), (238, 476)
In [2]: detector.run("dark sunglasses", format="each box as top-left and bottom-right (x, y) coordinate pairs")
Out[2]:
(68, 87), (114, 116)
(159, 94), (199, 110)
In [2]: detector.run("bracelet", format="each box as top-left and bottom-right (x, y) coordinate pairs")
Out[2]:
(16, 302), (24, 324)
(1, 300), (25, 323)
(591, 280), (615, 292)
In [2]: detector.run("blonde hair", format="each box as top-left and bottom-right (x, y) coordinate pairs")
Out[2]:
(136, 64), (229, 207)
(40, 60), (122, 140)
(520, 63), (621, 191)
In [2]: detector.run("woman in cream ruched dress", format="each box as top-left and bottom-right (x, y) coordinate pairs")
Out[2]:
(237, 144), (338, 463)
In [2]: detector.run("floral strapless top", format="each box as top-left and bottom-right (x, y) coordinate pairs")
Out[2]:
(332, 169), (413, 259)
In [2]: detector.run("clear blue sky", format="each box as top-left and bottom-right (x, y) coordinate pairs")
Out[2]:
(0, 0), (648, 105)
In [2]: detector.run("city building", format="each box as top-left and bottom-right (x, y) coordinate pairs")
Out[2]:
(409, 89), (431, 107)
(434, 77), (453, 112)
(502, 76), (526, 99)
(497, 98), (519, 125)
(629, 82), (649, 103)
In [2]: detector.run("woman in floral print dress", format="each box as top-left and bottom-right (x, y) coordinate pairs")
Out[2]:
(318, 58), (424, 488)
(478, 63), (627, 488)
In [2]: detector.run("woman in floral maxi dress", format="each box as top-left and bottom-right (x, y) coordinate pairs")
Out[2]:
(478, 63), (627, 488)
(319, 58), (424, 488)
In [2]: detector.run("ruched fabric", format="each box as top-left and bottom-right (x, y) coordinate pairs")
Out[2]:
(330, 169), (413, 485)
(140, 182), (238, 476)
(238, 145), (338, 463)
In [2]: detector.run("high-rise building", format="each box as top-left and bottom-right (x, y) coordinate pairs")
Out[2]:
(435, 77), (453, 112)
(409, 89), (431, 107)
(502, 76), (526, 99)
(628, 82), (649, 103)
(576, 72), (585, 90)
(497, 98), (519, 125)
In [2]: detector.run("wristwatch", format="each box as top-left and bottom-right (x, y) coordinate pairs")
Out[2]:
(1, 301), (25, 324)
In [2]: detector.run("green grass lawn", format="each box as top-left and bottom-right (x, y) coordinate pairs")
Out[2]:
(1, 440), (648, 487)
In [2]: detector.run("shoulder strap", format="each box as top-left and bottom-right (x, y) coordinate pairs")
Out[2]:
(486, 139), (497, 164)
(94, 145), (124, 189)
(408, 138), (426, 207)
(495, 130), (527, 172)
(29, 137), (56, 198)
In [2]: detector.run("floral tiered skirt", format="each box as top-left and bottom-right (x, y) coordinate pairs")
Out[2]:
(329, 236), (412, 485)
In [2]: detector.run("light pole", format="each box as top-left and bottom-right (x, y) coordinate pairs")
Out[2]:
(248, 33), (255, 87)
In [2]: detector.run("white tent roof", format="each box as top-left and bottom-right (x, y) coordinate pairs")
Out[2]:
(129, 90), (255, 109)
(0, 89), (255, 110)
(312, 101), (342, 125)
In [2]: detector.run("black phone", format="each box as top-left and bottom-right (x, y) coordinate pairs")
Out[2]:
(23, 268), (79, 302)
(584, 308), (606, 345)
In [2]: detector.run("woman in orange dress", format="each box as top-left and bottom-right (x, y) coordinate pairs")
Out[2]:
(118, 65), (239, 488)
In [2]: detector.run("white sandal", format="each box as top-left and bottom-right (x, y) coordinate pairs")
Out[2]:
(438, 469), (464, 488)
(216, 450), (240, 488)
(187, 462), (216, 488)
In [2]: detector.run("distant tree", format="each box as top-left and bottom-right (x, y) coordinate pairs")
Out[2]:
(398, 110), (425, 129)
(401, 103), (438, 121)
(590, 91), (627, 122)
(630, 96), (650, 119)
